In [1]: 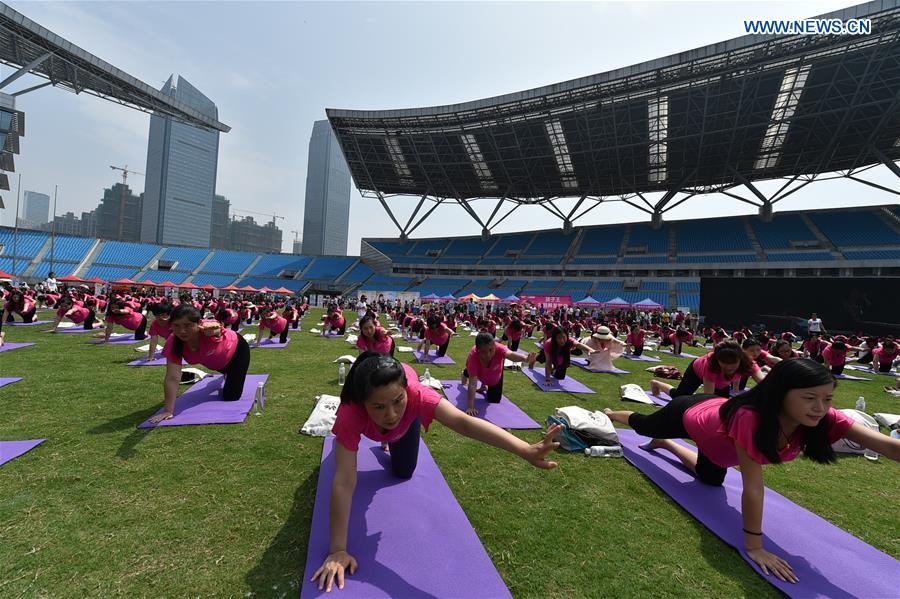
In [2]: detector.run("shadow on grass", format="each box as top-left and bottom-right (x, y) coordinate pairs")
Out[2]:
(245, 466), (319, 596)
(87, 406), (160, 459)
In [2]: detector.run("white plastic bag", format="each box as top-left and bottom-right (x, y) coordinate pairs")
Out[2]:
(620, 383), (655, 405)
(831, 409), (879, 454)
(333, 355), (356, 364)
(554, 406), (619, 445)
(300, 394), (341, 436)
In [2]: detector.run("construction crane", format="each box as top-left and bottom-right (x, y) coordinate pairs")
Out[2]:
(231, 207), (285, 227)
(110, 165), (145, 241)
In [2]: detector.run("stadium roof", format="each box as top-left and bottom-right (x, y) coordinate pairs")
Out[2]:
(0, 2), (230, 133)
(328, 0), (900, 234)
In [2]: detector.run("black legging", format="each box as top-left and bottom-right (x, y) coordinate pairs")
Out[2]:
(273, 326), (289, 344)
(509, 338), (521, 352)
(133, 315), (148, 341)
(462, 369), (504, 403)
(82, 310), (97, 330)
(387, 418), (420, 479)
(628, 394), (727, 486)
(435, 339), (449, 358)
(216, 334), (251, 401)
(878, 361), (894, 373)
(230, 320), (240, 332)
(672, 360), (731, 398)
(633, 345), (644, 356)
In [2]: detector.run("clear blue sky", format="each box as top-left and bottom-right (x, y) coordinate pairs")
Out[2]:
(2, 1), (897, 253)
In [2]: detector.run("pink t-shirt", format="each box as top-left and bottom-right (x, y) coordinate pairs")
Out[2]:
(683, 396), (855, 468)
(691, 353), (759, 388)
(149, 319), (172, 339)
(331, 363), (441, 452)
(107, 308), (144, 331)
(873, 346), (898, 365)
(626, 330), (645, 346)
(543, 338), (575, 366)
(465, 343), (509, 387)
(161, 322), (239, 371)
(821, 344), (848, 367)
(356, 330), (393, 353)
(504, 325), (523, 341)
(424, 325), (450, 346)
(260, 315), (287, 335)
(328, 313), (345, 328)
(60, 305), (90, 323)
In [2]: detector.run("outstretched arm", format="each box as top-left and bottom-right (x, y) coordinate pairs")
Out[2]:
(842, 422), (900, 461)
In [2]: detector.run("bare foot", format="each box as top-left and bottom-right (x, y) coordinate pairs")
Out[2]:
(650, 380), (662, 396)
(639, 438), (665, 451)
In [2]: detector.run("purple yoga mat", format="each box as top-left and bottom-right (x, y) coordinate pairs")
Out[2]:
(412, 350), (456, 365)
(440, 381), (539, 429)
(256, 337), (291, 348)
(655, 349), (693, 358)
(571, 358), (630, 374)
(138, 374), (268, 428)
(322, 331), (343, 338)
(0, 377), (23, 388)
(0, 342), (35, 353)
(834, 373), (872, 381)
(127, 353), (186, 367)
(623, 353), (661, 363)
(43, 326), (96, 333)
(520, 366), (595, 394)
(618, 429), (900, 598)
(0, 439), (46, 466)
(300, 436), (512, 599)
(404, 336), (423, 342)
(648, 391), (672, 407)
(4, 319), (51, 326)
(88, 335), (144, 345)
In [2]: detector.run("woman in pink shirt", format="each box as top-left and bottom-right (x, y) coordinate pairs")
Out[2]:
(801, 333), (825, 363)
(323, 305), (346, 336)
(312, 351), (562, 592)
(872, 340), (899, 373)
(737, 338), (783, 390)
(1, 290), (36, 326)
(820, 339), (863, 376)
(607, 358), (900, 583)
(216, 306), (241, 332)
(670, 328), (691, 356)
(51, 295), (100, 331)
(503, 319), (524, 352)
(102, 298), (148, 341)
(625, 324), (647, 357)
(145, 301), (174, 360)
(417, 315), (455, 361)
(356, 315), (394, 356)
(257, 309), (289, 346)
(773, 339), (799, 361)
(651, 341), (764, 399)
(537, 326), (596, 386)
(150, 305), (251, 423)
(460, 332), (536, 415)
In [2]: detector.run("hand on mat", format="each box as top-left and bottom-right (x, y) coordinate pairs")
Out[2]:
(747, 547), (798, 583)
(521, 423), (563, 469)
(312, 550), (358, 592)
(148, 411), (174, 424)
(466, 406), (479, 417)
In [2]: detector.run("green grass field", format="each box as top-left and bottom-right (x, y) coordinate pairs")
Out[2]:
(1, 308), (898, 598)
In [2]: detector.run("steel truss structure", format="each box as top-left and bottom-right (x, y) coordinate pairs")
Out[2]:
(0, 2), (230, 132)
(328, 0), (900, 239)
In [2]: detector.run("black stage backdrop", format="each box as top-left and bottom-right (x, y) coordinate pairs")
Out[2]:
(700, 277), (900, 335)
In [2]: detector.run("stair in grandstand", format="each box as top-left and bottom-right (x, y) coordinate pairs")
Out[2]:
(239, 254), (264, 279)
(743, 217), (767, 261)
(360, 241), (392, 272)
(799, 213), (843, 259)
(73, 239), (104, 279)
(193, 250), (215, 274)
(617, 226), (631, 258)
(561, 229), (585, 266)
(879, 206), (900, 234)
(134, 247), (167, 280)
(667, 226), (677, 262)
(21, 236), (54, 278)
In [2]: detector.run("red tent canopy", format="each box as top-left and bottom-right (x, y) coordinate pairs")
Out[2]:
(180, 282), (199, 289)
(201, 284), (216, 291)
(239, 285), (257, 292)
(85, 276), (106, 284)
(57, 274), (84, 282)
(137, 280), (157, 286)
(111, 278), (136, 285)
(258, 286), (274, 293)
(221, 284), (241, 292)
(273, 287), (294, 294)
(159, 281), (178, 288)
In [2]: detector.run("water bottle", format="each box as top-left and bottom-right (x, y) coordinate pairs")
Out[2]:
(253, 382), (265, 416)
(338, 363), (346, 386)
(423, 367), (432, 381)
(855, 396), (866, 412)
(584, 445), (624, 457)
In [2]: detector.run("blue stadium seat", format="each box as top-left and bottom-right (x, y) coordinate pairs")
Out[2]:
(192, 274), (238, 288)
(750, 214), (818, 248)
(47, 235), (94, 263)
(676, 281), (701, 292)
(627, 223), (670, 253)
(676, 293), (700, 311)
(248, 254), (312, 276)
(479, 257), (517, 265)
(84, 266), (140, 281)
(140, 271), (189, 284)
(843, 249), (900, 260)
(201, 251), (256, 275)
(341, 263), (374, 283)
(525, 231), (576, 255)
(765, 252), (835, 262)
(159, 247), (212, 272)
(675, 254), (757, 263)
(676, 217), (752, 252)
(444, 238), (486, 256)
(94, 241), (161, 267)
(370, 240), (411, 255)
(31, 262), (78, 278)
(408, 239), (448, 256)
(578, 225), (625, 255)
(568, 256), (618, 265)
(622, 255), (669, 264)
(0, 228), (48, 259)
(487, 233), (534, 256)
(810, 211), (900, 247)
(390, 255), (433, 264)
(517, 257), (561, 265)
(640, 281), (669, 291)
(304, 257), (356, 280)
(595, 280), (625, 290)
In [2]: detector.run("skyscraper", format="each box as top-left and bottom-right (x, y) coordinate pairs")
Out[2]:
(23, 190), (50, 227)
(141, 75), (219, 248)
(97, 182), (142, 242)
(301, 120), (351, 256)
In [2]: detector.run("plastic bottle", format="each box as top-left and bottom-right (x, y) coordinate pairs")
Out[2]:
(584, 445), (624, 457)
(423, 367), (432, 381)
(855, 396), (866, 412)
(253, 382), (265, 416)
(338, 363), (346, 386)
